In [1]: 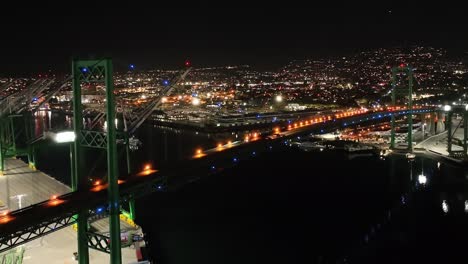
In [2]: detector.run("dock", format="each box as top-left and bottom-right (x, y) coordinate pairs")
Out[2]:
(0, 158), (143, 263)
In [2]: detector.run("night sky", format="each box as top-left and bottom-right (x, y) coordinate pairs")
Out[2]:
(0, 5), (466, 75)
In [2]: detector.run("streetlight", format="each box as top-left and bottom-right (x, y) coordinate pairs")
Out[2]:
(49, 131), (76, 189)
(275, 95), (283, 103)
(10, 194), (27, 209)
(53, 131), (76, 143)
(192, 97), (200, 106)
(443, 105), (452, 112)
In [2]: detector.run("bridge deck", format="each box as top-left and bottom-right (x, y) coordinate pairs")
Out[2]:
(0, 158), (70, 211)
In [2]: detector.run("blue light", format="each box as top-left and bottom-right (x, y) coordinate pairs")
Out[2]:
(32, 97), (38, 102)
(97, 207), (103, 213)
(211, 165), (216, 170)
(81, 67), (88, 73)
(252, 152), (256, 155)
(129, 64), (135, 69)
(233, 158), (238, 162)
(257, 115), (260, 118)
(321, 129), (324, 133)
(157, 185), (162, 190)
(163, 80), (169, 86)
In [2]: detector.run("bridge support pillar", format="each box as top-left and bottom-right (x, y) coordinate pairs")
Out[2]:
(390, 65), (413, 151)
(447, 111), (453, 154)
(28, 145), (36, 170)
(436, 112), (446, 134)
(9, 117), (16, 158)
(77, 212), (90, 264)
(430, 112), (436, 135)
(0, 140), (4, 176)
(129, 197), (136, 221)
(72, 60), (90, 264)
(390, 113), (396, 149)
(125, 135), (131, 174)
(464, 112), (467, 159)
(105, 59), (122, 264)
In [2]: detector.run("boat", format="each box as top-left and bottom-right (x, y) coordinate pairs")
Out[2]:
(344, 144), (374, 152)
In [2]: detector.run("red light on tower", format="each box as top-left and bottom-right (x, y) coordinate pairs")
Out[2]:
(399, 63), (405, 68)
(185, 60), (191, 67)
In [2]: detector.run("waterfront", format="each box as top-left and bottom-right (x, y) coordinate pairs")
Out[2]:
(29, 114), (468, 263)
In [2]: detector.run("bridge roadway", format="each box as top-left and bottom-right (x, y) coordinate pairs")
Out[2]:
(0, 107), (435, 255)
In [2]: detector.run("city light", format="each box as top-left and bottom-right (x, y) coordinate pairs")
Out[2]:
(192, 97), (200, 106)
(54, 131), (76, 143)
(443, 105), (451, 111)
(144, 164), (151, 171)
(442, 200), (449, 214)
(275, 95), (283, 103)
(418, 174), (427, 185)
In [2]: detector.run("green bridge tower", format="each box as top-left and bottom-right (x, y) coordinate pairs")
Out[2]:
(390, 65), (414, 151)
(72, 59), (122, 264)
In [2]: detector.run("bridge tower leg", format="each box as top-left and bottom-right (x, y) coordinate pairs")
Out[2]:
(9, 117), (16, 158)
(125, 134), (131, 174)
(104, 59), (123, 264)
(0, 117), (17, 174)
(447, 111), (453, 155)
(72, 60), (89, 264)
(390, 112), (396, 148)
(0, 136), (4, 176)
(390, 65), (413, 151)
(436, 112), (446, 134)
(124, 134), (136, 221)
(464, 112), (468, 159)
(430, 112), (436, 135)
